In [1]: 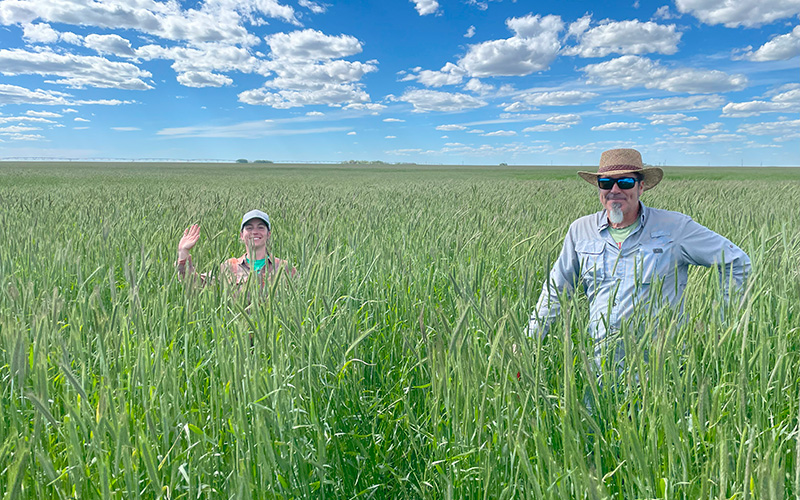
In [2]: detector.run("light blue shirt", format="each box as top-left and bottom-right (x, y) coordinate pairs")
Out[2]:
(528, 203), (751, 342)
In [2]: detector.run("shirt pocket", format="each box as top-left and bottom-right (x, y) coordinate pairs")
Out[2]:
(636, 237), (673, 284)
(576, 240), (606, 283)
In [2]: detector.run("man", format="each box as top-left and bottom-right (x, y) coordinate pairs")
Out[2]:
(176, 209), (295, 285)
(527, 148), (750, 348)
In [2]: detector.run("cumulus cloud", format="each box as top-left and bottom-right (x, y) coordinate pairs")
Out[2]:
(397, 89), (487, 112)
(299, 0), (327, 14)
(0, 48), (152, 90)
(546, 113), (582, 124)
(675, 0), (800, 27)
(238, 83), (372, 109)
(582, 55), (747, 93)
(229, 29), (376, 109)
(436, 124), (467, 131)
(483, 130), (517, 136)
(502, 90), (598, 112)
(563, 18), (681, 57)
(647, 113), (699, 125)
(737, 118), (800, 136)
(601, 94), (727, 113)
(410, 0), (439, 16)
(177, 71), (233, 88)
(463, 78), (495, 94)
(459, 14), (564, 77)
(740, 26), (800, 61)
(22, 22), (60, 43)
(402, 62), (467, 87)
(591, 121), (645, 131)
(0, 0), (299, 46)
(722, 87), (800, 116)
(265, 29), (363, 61)
(522, 123), (573, 132)
(383, 118), (405, 122)
(465, 25), (476, 38)
(84, 33), (136, 57)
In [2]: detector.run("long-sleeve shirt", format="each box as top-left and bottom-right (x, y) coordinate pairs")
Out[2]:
(528, 203), (751, 341)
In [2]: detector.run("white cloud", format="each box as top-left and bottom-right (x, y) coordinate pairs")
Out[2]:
(74, 117), (90, 122)
(0, 125), (41, 133)
(299, 0), (327, 14)
(548, 113), (581, 124)
(722, 101), (795, 117)
(347, 131), (357, 135)
(465, 25), (476, 38)
(136, 43), (264, 78)
(522, 123), (571, 132)
(0, 84), (71, 106)
(483, 130), (517, 136)
(463, 78), (495, 95)
(403, 62), (466, 87)
(306, 111), (325, 116)
(26, 110), (61, 118)
(266, 29), (362, 61)
(502, 90), (598, 111)
(459, 14), (564, 77)
(740, 26), (800, 61)
(591, 121), (645, 131)
(238, 83), (372, 109)
(22, 22), (59, 44)
(436, 124), (467, 131)
(84, 34), (136, 57)
(385, 135), (396, 139)
(698, 122), (725, 134)
(582, 55), (747, 93)
(398, 89), (487, 112)
(410, 0), (439, 16)
(675, 0), (800, 27)
(0, 115), (55, 124)
(112, 126), (140, 131)
(0, 0), (299, 46)
(177, 71), (233, 88)
(601, 94), (727, 113)
(467, 128), (484, 133)
(722, 86), (800, 116)
(0, 48), (152, 90)
(563, 18), (681, 57)
(653, 6), (679, 20)
(383, 118), (405, 122)
(647, 113), (699, 125)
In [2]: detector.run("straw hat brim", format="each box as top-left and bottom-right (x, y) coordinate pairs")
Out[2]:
(577, 167), (663, 191)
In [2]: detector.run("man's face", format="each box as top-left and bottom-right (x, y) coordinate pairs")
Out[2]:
(598, 174), (644, 220)
(240, 219), (270, 249)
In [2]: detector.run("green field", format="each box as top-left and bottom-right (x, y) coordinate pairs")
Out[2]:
(1, 162), (799, 499)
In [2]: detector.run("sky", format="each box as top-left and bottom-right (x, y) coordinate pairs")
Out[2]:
(0, 0), (798, 166)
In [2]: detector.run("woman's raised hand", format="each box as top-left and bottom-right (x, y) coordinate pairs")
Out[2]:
(178, 224), (200, 259)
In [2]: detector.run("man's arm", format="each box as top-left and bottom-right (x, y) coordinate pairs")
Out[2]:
(679, 218), (751, 299)
(527, 228), (581, 338)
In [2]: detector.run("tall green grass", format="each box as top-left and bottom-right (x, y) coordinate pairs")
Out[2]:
(1, 162), (799, 498)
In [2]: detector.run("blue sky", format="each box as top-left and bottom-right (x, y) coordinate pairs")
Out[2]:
(0, 0), (798, 166)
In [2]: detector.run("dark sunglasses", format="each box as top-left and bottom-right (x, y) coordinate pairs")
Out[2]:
(597, 176), (639, 190)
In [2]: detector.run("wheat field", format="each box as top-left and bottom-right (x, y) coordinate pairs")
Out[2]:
(1, 162), (799, 499)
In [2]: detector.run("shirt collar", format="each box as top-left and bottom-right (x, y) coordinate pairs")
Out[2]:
(597, 202), (648, 232)
(238, 253), (272, 271)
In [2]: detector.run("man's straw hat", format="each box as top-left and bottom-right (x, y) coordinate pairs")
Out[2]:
(577, 148), (663, 191)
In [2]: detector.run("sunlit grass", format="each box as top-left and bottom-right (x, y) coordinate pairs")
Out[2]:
(1, 162), (799, 498)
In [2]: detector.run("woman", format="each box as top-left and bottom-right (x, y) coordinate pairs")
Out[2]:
(176, 209), (295, 285)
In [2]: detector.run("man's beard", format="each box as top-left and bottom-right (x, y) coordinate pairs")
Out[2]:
(608, 202), (624, 224)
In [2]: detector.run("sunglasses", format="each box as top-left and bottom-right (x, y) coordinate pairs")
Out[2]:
(597, 176), (639, 190)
